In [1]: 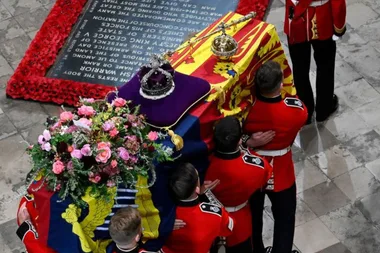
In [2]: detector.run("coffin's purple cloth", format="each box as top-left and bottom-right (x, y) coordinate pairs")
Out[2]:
(108, 72), (211, 128)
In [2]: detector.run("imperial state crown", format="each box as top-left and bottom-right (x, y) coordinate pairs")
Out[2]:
(138, 55), (175, 100)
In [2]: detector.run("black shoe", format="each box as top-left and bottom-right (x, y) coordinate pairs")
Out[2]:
(316, 94), (339, 122)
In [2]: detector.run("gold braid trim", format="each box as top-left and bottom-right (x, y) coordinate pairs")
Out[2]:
(334, 24), (346, 34)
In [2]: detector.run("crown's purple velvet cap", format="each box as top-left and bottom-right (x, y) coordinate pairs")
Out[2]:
(138, 63), (175, 93)
(108, 72), (210, 128)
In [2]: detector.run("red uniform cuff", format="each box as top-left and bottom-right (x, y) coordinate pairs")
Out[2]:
(334, 24), (346, 36)
(16, 220), (38, 242)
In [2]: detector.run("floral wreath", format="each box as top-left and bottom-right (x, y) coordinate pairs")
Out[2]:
(26, 97), (173, 207)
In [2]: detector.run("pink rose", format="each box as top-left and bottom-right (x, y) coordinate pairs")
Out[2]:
(147, 131), (159, 141)
(52, 160), (65, 174)
(81, 144), (92, 156)
(78, 105), (96, 117)
(102, 121), (115, 132)
(60, 111), (74, 122)
(113, 98), (127, 107)
(89, 175), (101, 184)
(96, 142), (111, 163)
(78, 118), (92, 127)
(109, 128), (119, 137)
(117, 147), (130, 161)
(71, 149), (83, 159)
(50, 121), (62, 131)
(111, 160), (117, 168)
(97, 142), (110, 150)
(107, 180), (116, 187)
(41, 142), (51, 152)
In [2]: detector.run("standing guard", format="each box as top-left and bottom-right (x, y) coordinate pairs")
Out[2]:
(284, 0), (346, 123)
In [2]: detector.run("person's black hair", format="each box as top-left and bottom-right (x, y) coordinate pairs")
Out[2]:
(169, 163), (198, 200)
(254, 61), (283, 94)
(213, 116), (242, 152)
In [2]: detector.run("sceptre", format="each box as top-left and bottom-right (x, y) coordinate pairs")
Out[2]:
(164, 11), (257, 58)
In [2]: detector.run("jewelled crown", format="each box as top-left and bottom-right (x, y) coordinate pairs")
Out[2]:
(138, 55), (175, 100)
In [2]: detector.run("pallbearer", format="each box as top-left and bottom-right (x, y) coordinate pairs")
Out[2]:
(242, 61), (308, 253)
(205, 116), (273, 253)
(284, 0), (346, 123)
(162, 163), (234, 253)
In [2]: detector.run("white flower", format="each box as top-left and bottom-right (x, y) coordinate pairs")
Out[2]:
(73, 120), (91, 131)
(60, 126), (69, 135)
(164, 147), (174, 156)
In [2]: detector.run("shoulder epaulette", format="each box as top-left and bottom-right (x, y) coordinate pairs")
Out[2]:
(199, 203), (222, 217)
(23, 194), (34, 202)
(203, 189), (223, 207)
(284, 97), (304, 110)
(242, 153), (265, 169)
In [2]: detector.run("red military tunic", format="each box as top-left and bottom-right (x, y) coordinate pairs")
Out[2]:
(243, 93), (308, 192)
(205, 149), (272, 246)
(16, 195), (56, 253)
(112, 243), (153, 253)
(284, 0), (347, 44)
(161, 197), (234, 253)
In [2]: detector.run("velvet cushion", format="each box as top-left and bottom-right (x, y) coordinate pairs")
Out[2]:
(108, 72), (211, 128)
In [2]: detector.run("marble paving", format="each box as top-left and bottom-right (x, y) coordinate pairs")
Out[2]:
(0, 0), (380, 252)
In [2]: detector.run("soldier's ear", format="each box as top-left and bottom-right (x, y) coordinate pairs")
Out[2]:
(135, 232), (141, 242)
(195, 186), (201, 195)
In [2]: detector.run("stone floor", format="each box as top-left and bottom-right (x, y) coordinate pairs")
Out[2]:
(0, 0), (380, 252)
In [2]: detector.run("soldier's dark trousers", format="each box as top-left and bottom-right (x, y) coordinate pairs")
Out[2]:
(250, 184), (297, 253)
(226, 238), (253, 253)
(288, 38), (337, 120)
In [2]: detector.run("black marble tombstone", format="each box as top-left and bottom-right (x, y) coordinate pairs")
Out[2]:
(48, 0), (239, 87)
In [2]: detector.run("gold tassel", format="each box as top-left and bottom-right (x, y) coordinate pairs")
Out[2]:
(167, 130), (184, 151)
